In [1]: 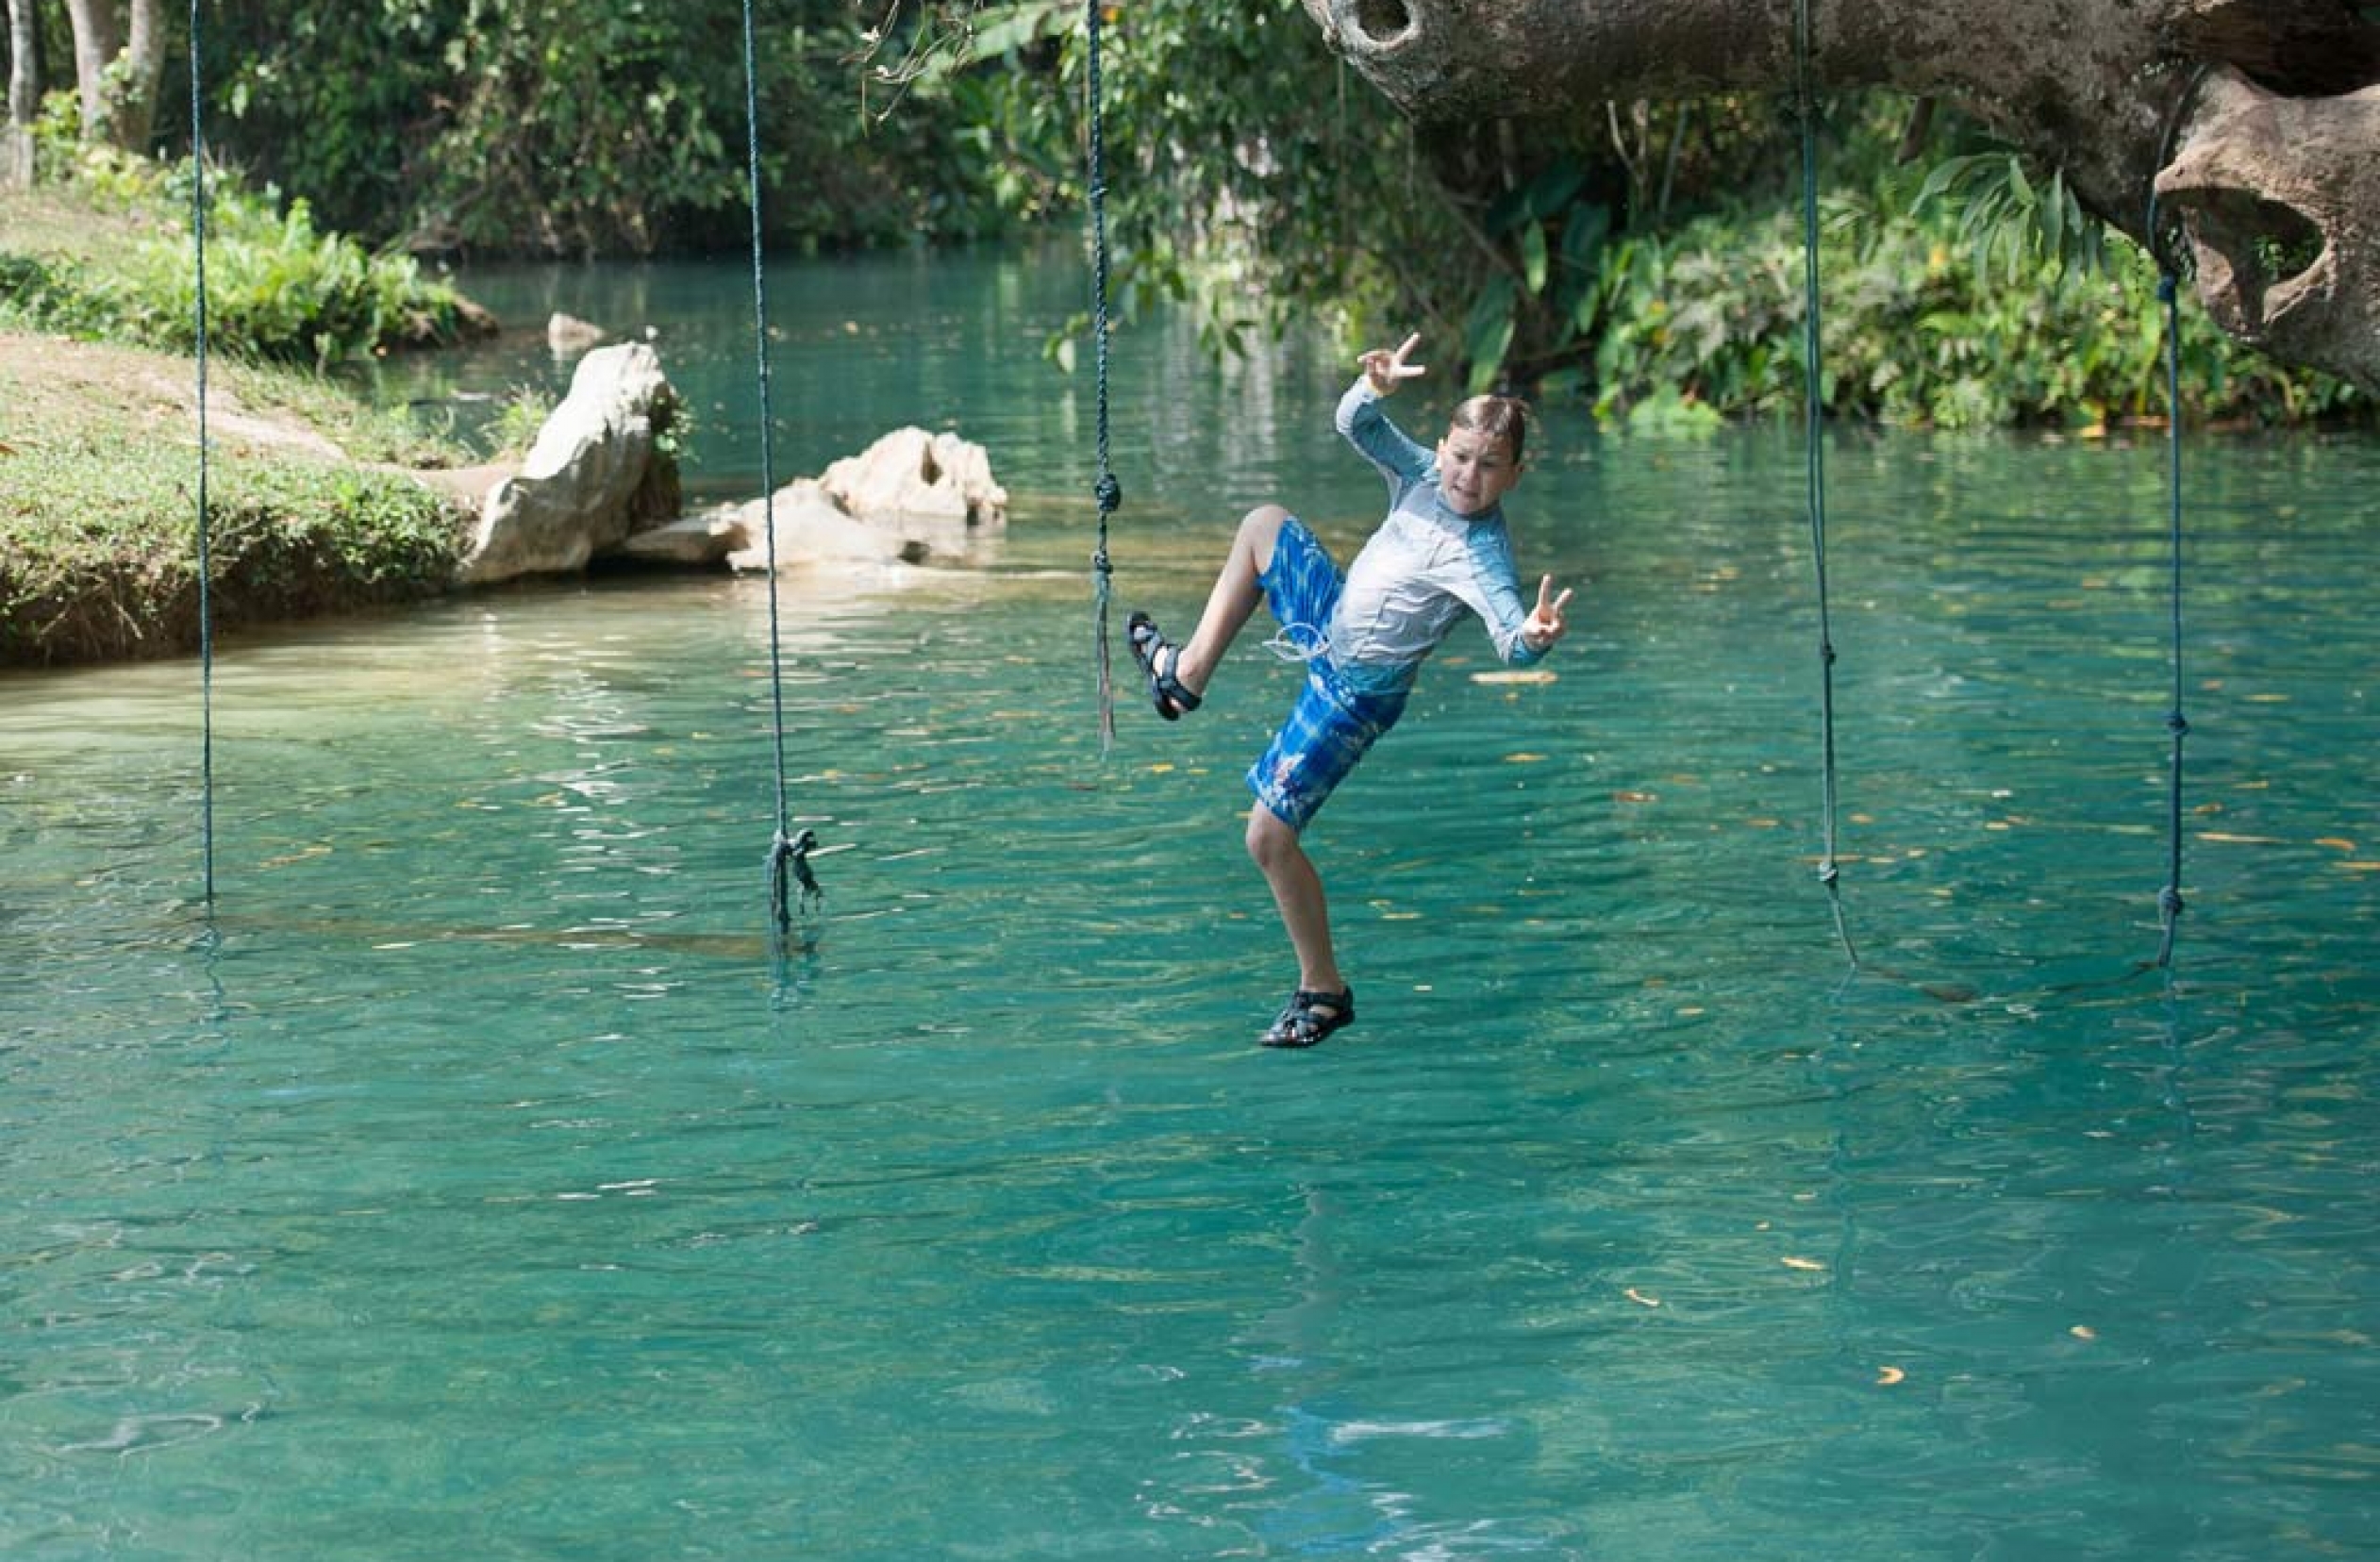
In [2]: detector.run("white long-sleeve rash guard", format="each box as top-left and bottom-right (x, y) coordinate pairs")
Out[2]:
(1320, 379), (1550, 699)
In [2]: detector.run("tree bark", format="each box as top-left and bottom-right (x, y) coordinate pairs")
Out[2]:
(5, 0), (35, 186)
(112, 0), (165, 152)
(1298, 0), (2380, 391)
(62, 0), (120, 140)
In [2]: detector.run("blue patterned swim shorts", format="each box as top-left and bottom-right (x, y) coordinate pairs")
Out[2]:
(1246, 518), (1407, 832)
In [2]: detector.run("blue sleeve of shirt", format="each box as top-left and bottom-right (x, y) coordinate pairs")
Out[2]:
(1468, 523), (1550, 667)
(1336, 380), (1434, 493)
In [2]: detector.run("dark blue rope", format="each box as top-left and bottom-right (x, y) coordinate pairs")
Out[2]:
(1086, 0), (1121, 755)
(740, 0), (815, 931)
(2153, 274), (2188, 966)
(2143, 70), (2204, 969)
(1795, 0), (1856, 968)
(189, 0), (214, 904)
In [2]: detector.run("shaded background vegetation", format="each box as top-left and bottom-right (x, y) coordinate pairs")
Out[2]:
(3, 0), (2366, 426)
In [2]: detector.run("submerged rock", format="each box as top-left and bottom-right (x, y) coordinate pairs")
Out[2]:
(546, 312), (607, 358)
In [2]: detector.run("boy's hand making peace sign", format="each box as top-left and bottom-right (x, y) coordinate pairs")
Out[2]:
(1523, 574), (1573, 651)
(1357, 333), (1428, 397)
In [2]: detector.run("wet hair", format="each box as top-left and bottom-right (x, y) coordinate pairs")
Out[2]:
(1448, 394), (1531, 464)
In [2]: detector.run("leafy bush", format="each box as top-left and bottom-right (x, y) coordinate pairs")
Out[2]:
(1581, 193), (2366, 433)
(1, 149), (479, 364)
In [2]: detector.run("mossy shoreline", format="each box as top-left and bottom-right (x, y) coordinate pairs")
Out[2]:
(0, 330), (498, 670)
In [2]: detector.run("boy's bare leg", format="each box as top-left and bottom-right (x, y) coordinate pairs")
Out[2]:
(1246, 805), (1347, 999)
(1172, 504), (1290, 696)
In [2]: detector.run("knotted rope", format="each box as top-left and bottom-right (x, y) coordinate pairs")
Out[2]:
(1794, 0), (1857, 968)
(740, 0), (820, 932)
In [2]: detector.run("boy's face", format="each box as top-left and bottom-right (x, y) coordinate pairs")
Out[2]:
(1436, 427), (1523, 516)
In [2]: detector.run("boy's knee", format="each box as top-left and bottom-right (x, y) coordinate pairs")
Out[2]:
(1245, 806), (1298, 870)
(1238, 504), (1291, 571)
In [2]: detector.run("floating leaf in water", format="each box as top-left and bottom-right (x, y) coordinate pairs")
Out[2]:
(1782, 1256), (1826, 1272)
(2314, 837), (2356, 853)
(1612, 789), (1656, 803)
(1505, 752), (1548, 764)
(1624, 1288), (1661, 1308)
(1472, 669), (1557, 685)
(2070, 1325), (2098, 1340)
(1876, 1366), (1906, 1386)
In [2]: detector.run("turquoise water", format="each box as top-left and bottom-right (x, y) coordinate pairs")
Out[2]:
(6, 251), (2379, 1559)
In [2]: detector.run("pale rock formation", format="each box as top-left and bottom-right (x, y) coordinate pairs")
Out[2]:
(460, 342), (678, 584)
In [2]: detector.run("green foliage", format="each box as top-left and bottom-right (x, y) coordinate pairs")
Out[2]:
(1912, 151), (2106, 285)
(945, 0), (1473, 368)
(24, 4), (2356, 427)
(486, 384), (558, 458)
(202, 0), (1024, 257)
(1, 153), (478, 363)
(1585, 194), (2366, 433)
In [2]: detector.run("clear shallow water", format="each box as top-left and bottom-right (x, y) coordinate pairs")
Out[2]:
(6, 251), (2379, 1559)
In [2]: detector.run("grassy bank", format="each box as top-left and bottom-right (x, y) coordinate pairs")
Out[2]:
(0, 332), (481, 669)
(0, 174), (489, 670)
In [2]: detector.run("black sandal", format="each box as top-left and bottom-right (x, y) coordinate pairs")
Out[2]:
(1126, 611), (1202, 721)
(1259, 986), (1355, 1049)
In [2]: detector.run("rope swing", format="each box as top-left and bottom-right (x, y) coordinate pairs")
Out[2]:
(1084, 0), (1123, 754)
(739, 0), (821, 934)
(188, 0), (216, 905)
(2150, 270), (2189, 969)
(1792, 0), (1857, 970)
(2144, 69), (2208, 971)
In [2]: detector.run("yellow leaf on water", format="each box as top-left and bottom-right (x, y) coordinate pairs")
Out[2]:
(1472, 669), (1557, 686)
(1782, 1256), (1826, 1272)
(2314, 837), (2357, 853)
(1875, 1366), (1906, 1386)
(1625, 1288), (1661, 1308)
(2197, 831), (2287, 845)
(2070, 1325), (2098, 1340)
(1612, 789), (1656, 803)
(1148, 762), (1175, 774)
(1506, 752), (1549, 764)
